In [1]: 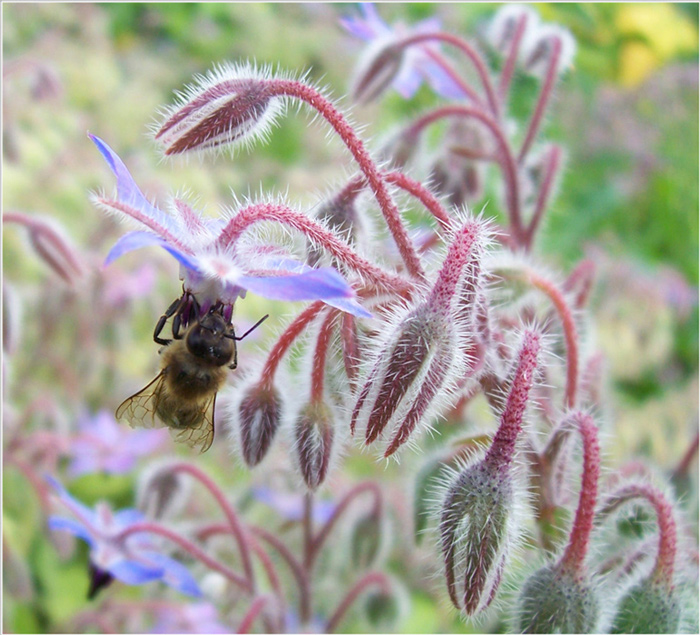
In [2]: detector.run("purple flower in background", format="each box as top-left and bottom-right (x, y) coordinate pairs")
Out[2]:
(47, 477), (201, 598)
(252, 486), (335, 524)
(340, 3), (466, 100)
(68, 410), (166, 478)
(151, 602), (229, 634)
(90, 134), (371, 318)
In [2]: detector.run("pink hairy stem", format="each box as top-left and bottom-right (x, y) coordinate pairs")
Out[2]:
(523, 144), (563, 249)
(116, 522), (250, 592)
(402, 105), (523, 244)
(498, 13), (528, 101)
(398, 31), (500, 118)
(310, 310), (338, 403)
(236, 596), (268, 634)
(420, 45), (485, 106)
(166, 463), (255, 589)
(325, 571), (392, 633)
(215, 202), (412, 295)
(518, 36), (563, 163)
(263, 79), (426, 281)
(260, 302), (325, 386)
(558, 413), (600, 577)
(383, 170), (453, 232)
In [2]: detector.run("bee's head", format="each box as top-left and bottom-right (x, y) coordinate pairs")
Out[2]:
(186, 313), (235, 366)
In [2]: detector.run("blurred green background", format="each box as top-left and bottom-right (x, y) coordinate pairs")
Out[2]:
(3, 4), (698, 634)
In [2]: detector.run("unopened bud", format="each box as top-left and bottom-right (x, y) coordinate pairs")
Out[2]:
(293, 401), (335, 490)
(487, 5), (540, 56)
(237, 383), (282, 467)
(439, 460), (515, 615)
(351, 304), (459, 458)
(517, 565), (599, 633)
(378, 127), (420, 169)
(352, 39), (405, 104)
(155, 64), (283, 155)
(137, 461), (192, 521)
(611, 577), (681, 634)
(522, 25), (576, 79)
(365, 588), (400, 629)
(351, 511), (382, 569)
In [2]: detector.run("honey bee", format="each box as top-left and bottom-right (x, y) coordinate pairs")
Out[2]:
(116, 296), (268, 453)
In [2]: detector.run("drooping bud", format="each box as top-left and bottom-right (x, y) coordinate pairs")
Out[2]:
(351, 510), (383, 569)
(517, 565), (599, 633)
(352, 39), (406, 104)
(155, 63), (284, 155)
(429, 119), (489, 210)
(307, 181), (365, 268)
(378, 126), (421, 169)
(136, 460), (192, 521)
(365, 587), (401, 630)
(352, 220), (486, 457)
(521, 24), (576, 79)
(439, 459), (515, 615)
(438, 330), (541, 615)
(611, 577), (682, 634)
(487, 5), (540, 56)
(236, 382), (283, 467)
(293, 401), (335, 490)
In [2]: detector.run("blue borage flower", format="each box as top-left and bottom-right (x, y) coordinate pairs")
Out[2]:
(89, 134), (371, 318)
(340, 3), (467, 100)
(46, 476), (201, 597)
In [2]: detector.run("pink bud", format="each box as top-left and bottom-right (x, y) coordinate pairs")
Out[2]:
(237, 383), (282, 467)
(293, 401), (335, 490)
(155, 64), (283, 155)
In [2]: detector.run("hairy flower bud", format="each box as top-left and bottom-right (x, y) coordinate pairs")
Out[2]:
(439, 460), (515, 615)
(352, 220), (486, 457)
(611, 577), (681, 634)
(351, 511), (383, 569)
(236, 382), (282, 467)
(517, 565), (599, 633)
(155, 63), (284, 155)
(136, 460), (192, 521)
(352, 39), (406, 104)
(293, 401), (335, 490)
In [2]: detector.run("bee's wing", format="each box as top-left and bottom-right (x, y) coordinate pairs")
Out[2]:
(115, 373), (166, 429)
(169, 393), (216, 454)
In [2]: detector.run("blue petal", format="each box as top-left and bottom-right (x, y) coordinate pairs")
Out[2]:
(45, 476), (98, 526)
(48, 516), (95, 546)
(89, 134), (178, 234)
(237, 267), (353, 302)
(108, 558), (164, 585)
(113, 508), (146, 529)
(323, 296), (374, 319)
(144, 552), (202, 597)
(105, 231), (200, 272)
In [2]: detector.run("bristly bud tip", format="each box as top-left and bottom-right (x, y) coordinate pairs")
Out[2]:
(293, 401), (336, 490)
(235, 381), (283, 467)
(154, 62), (286, 156)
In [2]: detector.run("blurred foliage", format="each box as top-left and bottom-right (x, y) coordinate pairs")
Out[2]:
(3, 3), (698, 634)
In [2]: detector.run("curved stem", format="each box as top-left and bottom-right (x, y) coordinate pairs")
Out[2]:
(311, 482), (383, 565)
(558, 412), (600, 577)
(420, 46), (484, 106)
(310, 310), (338, 403)
(237, 596), (268, 634)
(264, 79), (425, 281)
(216, 202), (412, 295)
(167, 463), (255, 588)
(117, 522), (250, 591)
(325, 571), (392, 633)
(518, 36), (562, 163)
(599, 484), (677, 589)
(498, 13), (528, 101)
(399, 32), (500, 118)
(403, 105), (522, 243)
(261, 302), (325, 385)
(249, 525), (311, 623)
(383, 170), (453, 232)
(525, 269), (579, 409)
(524, 144), (562, 249)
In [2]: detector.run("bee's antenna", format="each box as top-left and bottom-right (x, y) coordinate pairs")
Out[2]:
(229, 314), (269, 341)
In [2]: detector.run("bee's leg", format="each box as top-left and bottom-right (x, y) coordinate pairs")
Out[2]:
(154, 294), (188, 345)
(228, 345), (238, 370)
(234, 314), (270, 341)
